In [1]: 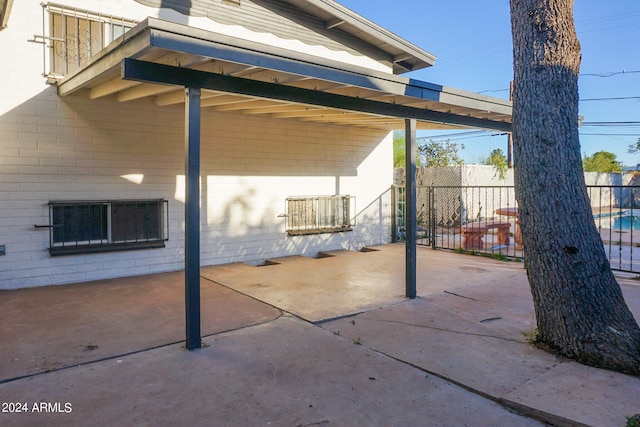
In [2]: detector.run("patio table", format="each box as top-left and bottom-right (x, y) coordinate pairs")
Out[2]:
(495, 207), (523, 250)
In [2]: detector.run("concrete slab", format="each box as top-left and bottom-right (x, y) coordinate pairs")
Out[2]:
(322, 297), (557, 399)
(0, 316), (544, 427)
(505, 360), (640, 427)
(1, 244), (639, 427)
(322, 260), (640, 427)
(201, 244), (530, 323)
(0, 271), (281, 382)
(617, 276), (640, 323)
(201, 247), (409, 323)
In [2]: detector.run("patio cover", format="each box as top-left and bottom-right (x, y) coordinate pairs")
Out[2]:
(57, 18), (511, 132)
(55, 17), (512, 349)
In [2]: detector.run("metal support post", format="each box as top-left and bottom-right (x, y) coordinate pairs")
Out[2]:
(405, 119), (417, 299)
(185, 86), (202, 350)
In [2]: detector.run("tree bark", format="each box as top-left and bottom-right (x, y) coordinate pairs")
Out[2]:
(510, 0), (640, 375)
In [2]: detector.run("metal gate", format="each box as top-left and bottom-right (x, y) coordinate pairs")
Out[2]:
(394, 184), (640, 273)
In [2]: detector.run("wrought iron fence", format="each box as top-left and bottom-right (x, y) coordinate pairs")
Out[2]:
(394, 184), (640, 273)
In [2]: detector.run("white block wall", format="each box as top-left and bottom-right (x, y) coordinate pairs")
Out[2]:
(0, 1), (395, 289)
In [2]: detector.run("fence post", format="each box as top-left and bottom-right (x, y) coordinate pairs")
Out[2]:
(430, 186), (436, 250)
(390, 185), (396, 243)
(405, 119), (417, 299)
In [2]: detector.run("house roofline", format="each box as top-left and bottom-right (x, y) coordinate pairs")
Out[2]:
(281, 0), (436, 73)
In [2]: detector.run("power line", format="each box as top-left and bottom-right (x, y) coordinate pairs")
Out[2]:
(417, 130), (488, 140)
(580, 96), (640, 102)
(478, 88), (509, 94)
(580, 70), (640, 78)
(423, 134), (501, 144)
(576, 9), (640, 27)
(580, 133), (639, 136)
(416, 124), (639, 145)
(581, 122), (640, 126)
(478, 70), (640, 94)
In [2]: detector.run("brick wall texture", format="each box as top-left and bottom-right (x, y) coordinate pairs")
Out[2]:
(0, 1), (394, 289)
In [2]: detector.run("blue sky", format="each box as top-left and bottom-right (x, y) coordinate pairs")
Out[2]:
(339, 1), (640, 167)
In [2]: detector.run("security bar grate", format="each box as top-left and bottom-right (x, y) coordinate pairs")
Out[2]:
(42, 199), (168, 256)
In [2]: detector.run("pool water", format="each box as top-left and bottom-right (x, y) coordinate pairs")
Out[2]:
(594, 210), (640, 230)
(592, 210), (634, 230)
(612, 215), (640, 231)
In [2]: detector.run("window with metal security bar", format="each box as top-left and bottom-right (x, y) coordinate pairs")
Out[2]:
(32, 3), (137, 78)
(285, 195), (354, 235)
(45, 200), (168, 256)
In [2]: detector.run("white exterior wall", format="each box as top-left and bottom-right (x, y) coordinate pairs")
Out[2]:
(461, 165), (514, 187)
(0, 1), (394, 289)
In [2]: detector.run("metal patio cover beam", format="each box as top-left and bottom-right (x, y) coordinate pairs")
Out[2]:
(121, 58), (511, 132)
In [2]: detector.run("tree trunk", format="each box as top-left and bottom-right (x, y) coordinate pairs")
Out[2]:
(510, 0), (640, 375)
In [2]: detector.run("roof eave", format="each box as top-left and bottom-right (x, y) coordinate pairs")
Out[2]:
(281, 0), (436, 73)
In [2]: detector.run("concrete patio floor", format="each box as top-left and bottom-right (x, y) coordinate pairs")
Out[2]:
(1, 244), (639, 426)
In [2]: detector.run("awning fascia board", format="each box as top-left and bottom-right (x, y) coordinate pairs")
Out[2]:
(407, 79), (512, 116)
(59, 17), (414, 97)
(122, 58), (511, 132)
(148, 28), (412, 95)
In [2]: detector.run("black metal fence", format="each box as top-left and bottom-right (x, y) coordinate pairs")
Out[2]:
(394, 185), (640, 273)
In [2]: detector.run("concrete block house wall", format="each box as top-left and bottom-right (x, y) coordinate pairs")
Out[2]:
(0, 0), (394, 289)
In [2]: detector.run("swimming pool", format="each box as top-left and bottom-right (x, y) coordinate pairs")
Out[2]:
(594, 210), (639, 231)
(611, 215), (640, 231)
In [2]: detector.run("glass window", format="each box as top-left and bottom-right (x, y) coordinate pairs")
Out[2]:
(52, 203), (108, 245)
(110, 22), (133, 42)
(49, 200), (167, 255)
(111, 201), (161, 243)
